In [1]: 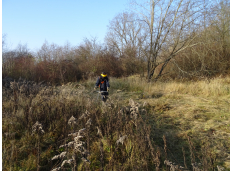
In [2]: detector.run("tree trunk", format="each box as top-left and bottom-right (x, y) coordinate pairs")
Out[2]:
(147, 65), (156, 82)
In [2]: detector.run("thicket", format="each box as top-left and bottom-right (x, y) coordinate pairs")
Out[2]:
(162, 24), (230, 80)
(2, 1), (229, 84)
(2, 29), (229, 85)
(2, 44), (143, 85)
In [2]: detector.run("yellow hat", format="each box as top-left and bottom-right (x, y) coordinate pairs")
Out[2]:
(101, 73), (107, 77)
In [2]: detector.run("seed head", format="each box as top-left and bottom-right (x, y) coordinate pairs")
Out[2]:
(52, 152), (67, 160)
(10, 81), (18, 90)
(116, 135), (127, 145)
(32, 121), (45, 135)
(61, 159), (73, 167)
(51, 167), (61, 171)
(68, 116), (77, 126)
(86, 118), (92, 127)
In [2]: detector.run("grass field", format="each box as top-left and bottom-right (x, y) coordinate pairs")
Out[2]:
(2, 76), (230, 170)
(82, 75), (230, 169)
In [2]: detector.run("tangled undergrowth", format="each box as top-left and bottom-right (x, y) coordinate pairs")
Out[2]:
(2, 77), (228, 170)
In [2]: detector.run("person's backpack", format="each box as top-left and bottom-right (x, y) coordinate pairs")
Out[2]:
(98, 76), (106, 87)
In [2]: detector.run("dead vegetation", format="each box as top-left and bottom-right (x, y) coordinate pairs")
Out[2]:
(2, 76), (229, 170)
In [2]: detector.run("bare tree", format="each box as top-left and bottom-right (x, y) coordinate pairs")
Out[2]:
(75, 37), (103, 61)
(164, 0), (230, 78)
(210, 0), (230, 58)
(105, 12), (147, 58)
(130, 0), (205, 81)
(2, 34), (8, 53)
(105, 12), (147, 75)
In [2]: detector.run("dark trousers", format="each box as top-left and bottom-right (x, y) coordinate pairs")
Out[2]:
(101, 92), (108, 102)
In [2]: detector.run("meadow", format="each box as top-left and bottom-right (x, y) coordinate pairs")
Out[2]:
(2, 75), (230, 171)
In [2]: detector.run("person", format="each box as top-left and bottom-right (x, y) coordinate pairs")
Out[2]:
(94, 72), (110, 102)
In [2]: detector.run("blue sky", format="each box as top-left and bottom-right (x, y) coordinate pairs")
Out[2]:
(2, 0), (130, 51)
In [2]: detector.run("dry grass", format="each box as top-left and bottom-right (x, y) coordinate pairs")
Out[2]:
(119, 75), (230, 169)
(2, 76), (230, 170)
(82, 75), (230, 169)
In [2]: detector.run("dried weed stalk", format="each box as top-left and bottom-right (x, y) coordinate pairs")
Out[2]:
(51, 115), (91, 171)
(32, 121), (45, 171)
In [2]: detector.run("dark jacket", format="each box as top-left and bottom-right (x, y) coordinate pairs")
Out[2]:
(95, 76), (110, 95)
